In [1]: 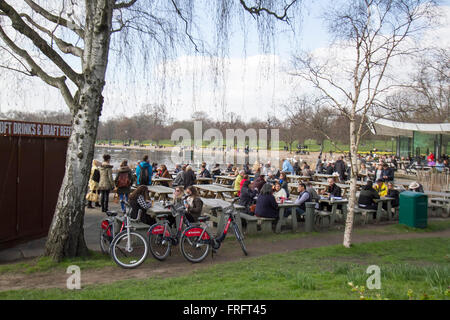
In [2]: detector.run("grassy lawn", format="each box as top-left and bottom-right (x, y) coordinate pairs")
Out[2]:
(1, 237), (448, 300)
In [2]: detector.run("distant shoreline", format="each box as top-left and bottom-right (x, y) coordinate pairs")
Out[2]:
(95, 144), (324, 166)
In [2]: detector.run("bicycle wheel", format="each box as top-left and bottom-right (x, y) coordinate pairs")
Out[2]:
(99, 228), (112, 255)
(233, 222), (248, 256)
(180, 227), (210, 263)
(148, 224), (171, 261)
(110, 230), (148, 268)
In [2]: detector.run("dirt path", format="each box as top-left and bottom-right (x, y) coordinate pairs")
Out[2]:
(1, 227), (449, 292)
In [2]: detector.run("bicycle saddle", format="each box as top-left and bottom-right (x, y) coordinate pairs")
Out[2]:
(157, 214), (169, 219)
(106, 211), (117, 217)
(197, 216), (210, 222)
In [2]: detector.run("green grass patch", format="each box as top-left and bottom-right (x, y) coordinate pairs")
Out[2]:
(0, 251), (117, 275)
(1, 238), (448, 300)
(355, 220), (450, 236)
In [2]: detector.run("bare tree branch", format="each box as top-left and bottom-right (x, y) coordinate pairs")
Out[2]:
(0, 1), (82, 85)
(23, 0), (84, 38)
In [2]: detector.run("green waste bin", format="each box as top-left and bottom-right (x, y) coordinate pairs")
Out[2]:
(399, 191), (428, 228)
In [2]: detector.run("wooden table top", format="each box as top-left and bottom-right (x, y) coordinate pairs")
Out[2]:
(147, 185), (174, 194)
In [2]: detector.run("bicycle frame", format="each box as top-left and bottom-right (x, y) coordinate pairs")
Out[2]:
(148, 204), (193, 245)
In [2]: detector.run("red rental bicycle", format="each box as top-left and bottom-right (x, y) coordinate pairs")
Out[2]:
(180, 198), (248, 263)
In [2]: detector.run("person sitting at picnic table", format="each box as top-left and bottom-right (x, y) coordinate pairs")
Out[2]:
(182, 165), (196, 188)
(128, 185), (156, 225)
(233, 170), (245, 196)
(359, 163), (368, 181)
(374, 163), (383, 182)
(239, 180), (258, 214)
(243, 162), (252, 175)
(427, 152), (435, 165)
(282, 158), (294, 174)
(173, 164), (186, 187)
(262, 161), (272, 176)
(172, 186), (184, 205)
(278, 172), (290, 197)
(273, 181), (287, 201)
(285, 183), (311, 219)
(199, 164), (211, 178)
(159, 164), (171, 186)
(408, 181), (424, 193)
(253, 174), (266, 192)
(255, 183), (279, 220)
(266, 171), (277, 185)
(306, 181), (320, 203)
(319, 178), (342, 211)
(374, 178), (388, 197)
(211, 163), (221, 178)
(225, 163), (234, 174)
(358, 180), (379, 211)
(383, 182), (400, 213)
(174, 164), (182, 174)
(252, 161), (260, 174)
(184, 186), (203, 222)
(152, 162), (158, 175)
(435, 159), (445, 172)
(325, 161), (334, 175)
(237, 174), (249, 197)
(378, 163), (394, 182)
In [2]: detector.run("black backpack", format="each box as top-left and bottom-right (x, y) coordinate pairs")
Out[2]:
(92, 169), (100, 183)
(138, 163), (149, 185)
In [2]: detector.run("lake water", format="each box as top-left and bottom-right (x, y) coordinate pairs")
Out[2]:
(94, 147), (190, 170)
(94, 146), (275, 171)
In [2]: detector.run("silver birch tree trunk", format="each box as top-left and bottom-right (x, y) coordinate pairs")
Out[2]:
(45, 1), (114, 261)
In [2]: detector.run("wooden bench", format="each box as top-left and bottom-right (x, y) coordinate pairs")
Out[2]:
(239, 212), (258, 235)
(256, 217), (276, 233)
(314, 210), (334, 228)
(353, 208), (377, 225)
(428, 202), (449, 218)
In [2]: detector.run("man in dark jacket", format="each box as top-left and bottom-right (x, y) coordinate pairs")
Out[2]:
(199, 165), (211, 178)
(380, 163), (394, 182)
(358, 180), (379, 210)
(334, 156), (347, 182)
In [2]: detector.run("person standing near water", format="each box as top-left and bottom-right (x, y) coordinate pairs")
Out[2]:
(98, 154), (115, 213)
(136, 155), (152, 186)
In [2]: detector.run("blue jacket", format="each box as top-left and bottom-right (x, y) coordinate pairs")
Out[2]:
(136, 161), (152, 185)
(282, 160), (294, 173)
(255, 194), (279, 219)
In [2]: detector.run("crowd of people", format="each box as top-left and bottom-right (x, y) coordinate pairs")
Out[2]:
(86, 152), (437, 227)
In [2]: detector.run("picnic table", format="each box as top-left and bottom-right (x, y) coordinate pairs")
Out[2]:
(214, 175), (236, 186)
(318, 197), (348, 225)
(196, 177), (214, 184)
(200, 198), (245, 235)
(151, 177), (173, 186)
(286, 175), (312, 183)
(147, 185), (174, 201)
(275, 200), (302, 233)
(373, 197), (396, 221)
(194, 184), (237, 200)
(313, 173), (336, 181)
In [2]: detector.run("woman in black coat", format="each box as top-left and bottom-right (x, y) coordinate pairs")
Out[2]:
(182, 165), (196, 188)
(239, 180), (258, 214)
(255, 184), (279, 219)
